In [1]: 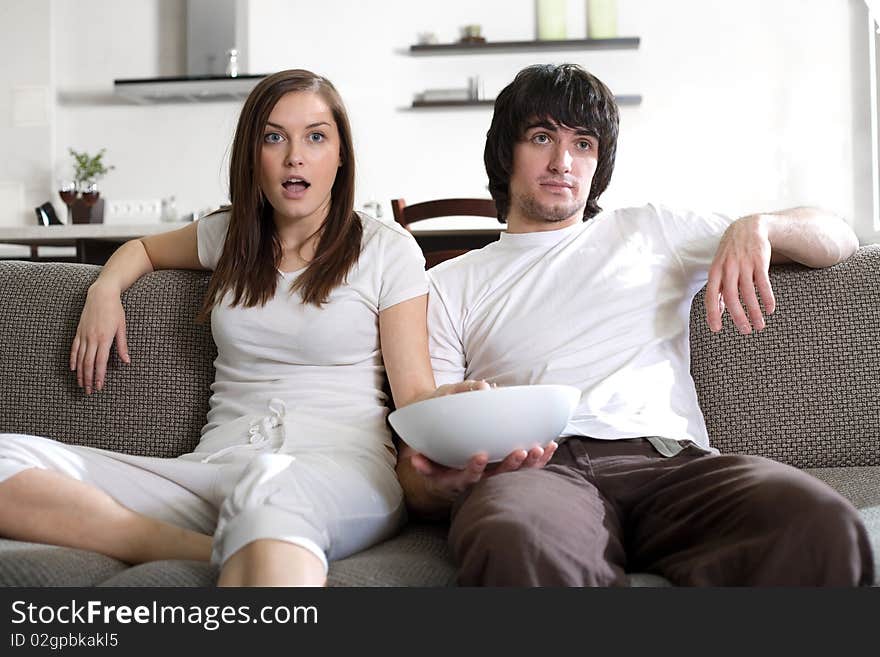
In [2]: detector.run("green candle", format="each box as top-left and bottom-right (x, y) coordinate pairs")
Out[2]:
(537, 0), (567, 40)
(588, 0), (617, 39)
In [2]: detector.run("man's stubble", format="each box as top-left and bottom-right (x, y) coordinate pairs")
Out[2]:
(514, 192), (586, 225)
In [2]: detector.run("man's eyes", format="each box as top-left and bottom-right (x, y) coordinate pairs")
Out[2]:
(530, 133), (594, 151)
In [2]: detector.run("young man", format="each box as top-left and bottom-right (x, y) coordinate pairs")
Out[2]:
(396, 64), (874, 586)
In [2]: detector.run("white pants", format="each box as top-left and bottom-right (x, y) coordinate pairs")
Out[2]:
(0, 401), (404, 574)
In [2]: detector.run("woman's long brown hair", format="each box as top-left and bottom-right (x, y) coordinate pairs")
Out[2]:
(199, 69), (362, 320)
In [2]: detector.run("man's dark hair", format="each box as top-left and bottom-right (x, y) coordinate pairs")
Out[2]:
(484, 63), (619, 222)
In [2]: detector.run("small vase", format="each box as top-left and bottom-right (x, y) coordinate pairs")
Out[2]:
(72, 183), (104, 224)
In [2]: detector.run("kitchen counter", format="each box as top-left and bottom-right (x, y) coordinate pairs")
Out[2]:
(0, 222), (193, 245)
(0, 223), (193, 263)
(0, 221), (504, 265)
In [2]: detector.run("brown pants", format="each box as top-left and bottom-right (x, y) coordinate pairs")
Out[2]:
(449, 438), (874, 586)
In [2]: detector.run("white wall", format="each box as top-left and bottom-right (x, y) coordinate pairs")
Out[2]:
(0, 0), (53, 227)
(247, 0), (874, 235)
(1, 0), (876, 241)
(52, 0), (238, 220)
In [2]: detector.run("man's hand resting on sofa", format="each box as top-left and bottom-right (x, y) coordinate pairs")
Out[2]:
(705, 208), (859, 335)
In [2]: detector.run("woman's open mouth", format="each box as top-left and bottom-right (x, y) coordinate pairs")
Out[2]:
(281, 176), (311, 199)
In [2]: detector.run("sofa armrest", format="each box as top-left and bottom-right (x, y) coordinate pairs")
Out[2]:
(689, 245), (880, 468)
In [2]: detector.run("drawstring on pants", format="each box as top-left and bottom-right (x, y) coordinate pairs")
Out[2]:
(201, 398), (289, 463)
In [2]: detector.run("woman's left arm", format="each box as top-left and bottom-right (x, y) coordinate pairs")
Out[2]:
(380, 294), (546, 518)
(378, 294), (436, 408)
(380, 294), (484, 408)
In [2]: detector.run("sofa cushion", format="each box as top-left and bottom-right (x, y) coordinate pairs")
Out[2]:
(97, 559), (215, 587)
(326, 522), (456, 587)
(0, 539), (125, 586)
(96, 523), (459, 587)
(3, 467), (877, 587)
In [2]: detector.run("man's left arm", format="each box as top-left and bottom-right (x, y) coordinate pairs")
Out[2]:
(705, 207), (859, 334)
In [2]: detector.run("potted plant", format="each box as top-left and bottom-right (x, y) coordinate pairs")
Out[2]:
(64, 148), (114, 224)
(69, 148), (114, 188)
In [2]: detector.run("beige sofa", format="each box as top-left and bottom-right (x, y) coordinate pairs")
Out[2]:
(0, 251), (877, 586)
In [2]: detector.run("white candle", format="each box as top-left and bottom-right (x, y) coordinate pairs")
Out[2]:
(537, 0), (568, 40)
(587, 0), (617, 39)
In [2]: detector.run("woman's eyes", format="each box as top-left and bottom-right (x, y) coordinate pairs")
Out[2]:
(263, 132), (326, 144)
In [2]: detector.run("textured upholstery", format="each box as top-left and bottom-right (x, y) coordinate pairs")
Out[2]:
(0, 261), (215, 457)
(0, 248), (878, 587)
(690, 246), (880, 468)
(0, 540), (126, 587)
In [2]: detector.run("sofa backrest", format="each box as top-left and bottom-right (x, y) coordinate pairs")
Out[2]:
(689, 246), (880, 467)
(0, 262), (215, 457)
(1, 247), (878, 468)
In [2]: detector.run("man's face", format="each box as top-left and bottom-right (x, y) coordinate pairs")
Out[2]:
(507, 118), (599, 230)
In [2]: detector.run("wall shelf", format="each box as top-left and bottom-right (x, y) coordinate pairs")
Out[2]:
(411, 99), (495, 108)
(406, 36), (642, 112)
(411, 95), (642, 110)
(410, 37), (640, 56)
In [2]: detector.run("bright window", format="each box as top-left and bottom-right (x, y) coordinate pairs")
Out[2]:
(868, 2), (880, 230)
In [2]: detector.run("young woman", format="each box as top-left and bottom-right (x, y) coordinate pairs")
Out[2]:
(0, 69), (466, 586)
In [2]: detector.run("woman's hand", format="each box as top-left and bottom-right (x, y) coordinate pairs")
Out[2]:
(415, 378), (494, 403)
(69, 283), (130, 394)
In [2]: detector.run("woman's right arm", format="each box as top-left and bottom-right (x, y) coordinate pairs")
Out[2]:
(70, 222), (204, 394)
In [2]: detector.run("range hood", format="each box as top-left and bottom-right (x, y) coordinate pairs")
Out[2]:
(114, 74), (264, 103)
(113, 0), (265, 103)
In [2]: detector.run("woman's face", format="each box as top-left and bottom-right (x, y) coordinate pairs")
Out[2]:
(259, 90), (342, 225)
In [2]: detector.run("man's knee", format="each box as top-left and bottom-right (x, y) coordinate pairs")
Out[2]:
(716, 455), (873, 585)
(726, 456), (859, 526)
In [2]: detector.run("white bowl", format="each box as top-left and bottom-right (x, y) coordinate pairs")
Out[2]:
(388, 384), (581, 469)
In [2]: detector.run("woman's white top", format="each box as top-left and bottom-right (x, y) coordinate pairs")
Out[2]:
(196, 210), (428, 451)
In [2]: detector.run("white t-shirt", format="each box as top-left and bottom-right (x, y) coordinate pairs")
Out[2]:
(197, 210), (428, 448)
(427, 203), (735, 450)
